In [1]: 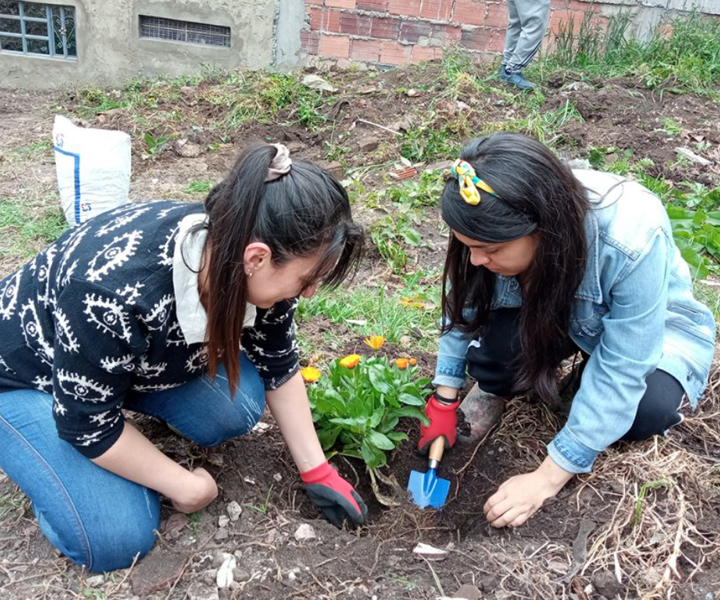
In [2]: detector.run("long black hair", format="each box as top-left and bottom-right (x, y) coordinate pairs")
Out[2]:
(201, 144), (364, 393)
(441, 133), (589, 401)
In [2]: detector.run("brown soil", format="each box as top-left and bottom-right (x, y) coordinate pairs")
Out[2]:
(0, 62), (719, 600)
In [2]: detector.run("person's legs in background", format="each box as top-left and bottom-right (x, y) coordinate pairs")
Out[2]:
(499, 0), (551, 90)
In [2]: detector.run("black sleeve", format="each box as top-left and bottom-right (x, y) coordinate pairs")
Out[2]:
(241, 298), (300, 390)
(52, 281), (146, 458)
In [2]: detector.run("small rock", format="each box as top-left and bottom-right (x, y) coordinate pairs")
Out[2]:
(227, 501), (243, 521)
(566, 158), (592, 169)
(288, 571), (297, 581)
(478, 575), (500, 592)
(214, 528), (229, 542)
(322, 161), (344, 180)
(412, 543), (448, 562)
(218, 515), (230, 528)
(216, 554), (236, 589)
(86, 575), (104, 587)
(130, 552), (187, 596)
(187, 581), (220, 600)
(406, 88), (421, 97)
(358, 137), (380, 153)
(563, 81), (593, 92)
(212, 550), (226, 568)
(294, 524), (317, 541)
(451, 584), (482, 599)
(676, 147), (712, 166)
(174, 139), (202, 158)
(163, 513), (187, 540)
(334, 58), (351, 70)
(232, 567), (250, 581)
(302, 74), (339, 93)
(273, 473), (283, 483)
(592, 571), (622, 599)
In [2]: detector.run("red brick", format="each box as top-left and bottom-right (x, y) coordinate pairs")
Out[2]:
(388, 0), (420, 17)
(411, 45), (443, 63)
(453, 0), (485, 26)
(357, 0), (388, 10)
(340, 12), (373, 36)
(371, 16), (401, 39)
(488, 30), (506, 53)
(550, 0), (571, 8)
(380, 40), (413, 64)
(308, 7), (323, 30)
(549, 9), (573, 33)
(433, 23), (462, 42)
(399, 20), (433, 43)
(570, 0), (599, 12)
(319, 34), (351, 58)
(301, 30), (320, 55)
(419, 0), (452, 20)
(351, 38), (382, 61)
(326, 0), (357, 8)
(484, 2), (508, 28)
(325, 9), (342, 32)
(306, 0), (323, 5)
(461, 27), (492, 51)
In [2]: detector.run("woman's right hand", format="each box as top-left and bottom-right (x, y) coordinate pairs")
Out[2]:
(171, 467), (218, 514)
(418, 392), (461, 454)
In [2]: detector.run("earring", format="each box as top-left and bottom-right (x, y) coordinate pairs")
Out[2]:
(246, 271), (253, 277)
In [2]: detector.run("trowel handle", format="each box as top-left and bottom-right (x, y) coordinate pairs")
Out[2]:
(428, 436), (445, 467)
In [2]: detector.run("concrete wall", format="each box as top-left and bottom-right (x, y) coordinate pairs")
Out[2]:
(302, 0), (720, 66)
(1, 0), (300, 90)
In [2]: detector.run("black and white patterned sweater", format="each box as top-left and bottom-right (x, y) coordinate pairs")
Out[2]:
(0, 201), (299, 458)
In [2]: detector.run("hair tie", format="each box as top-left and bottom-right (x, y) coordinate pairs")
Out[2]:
(265, 143), (292, 182)
(443, 159), (498, 205)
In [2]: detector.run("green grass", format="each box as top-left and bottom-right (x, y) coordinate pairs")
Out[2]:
(536, 11), (720, 95)
(296, 278), (441, 356)
(183, 180), (215, 195)
(0, 196), (67, 259)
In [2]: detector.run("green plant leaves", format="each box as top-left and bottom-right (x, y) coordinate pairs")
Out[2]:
(307, 355), (430, 470)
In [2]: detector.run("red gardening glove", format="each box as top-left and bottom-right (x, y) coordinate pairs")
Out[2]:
(418, 393), (461, 454)
(301, 461), (368, 528)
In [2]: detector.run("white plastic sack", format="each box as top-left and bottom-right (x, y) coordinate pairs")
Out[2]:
(53, 115), (131, 226)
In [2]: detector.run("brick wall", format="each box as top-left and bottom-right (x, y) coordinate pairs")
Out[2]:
(302, 0), (607, 65)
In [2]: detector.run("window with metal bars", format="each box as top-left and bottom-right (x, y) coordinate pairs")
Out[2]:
(139, 15), (230, 47)
(0, 1), (76, 58)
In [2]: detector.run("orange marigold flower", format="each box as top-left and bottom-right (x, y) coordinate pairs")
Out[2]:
(339, 354), (361, 369)
(364, 336), (385, 351)
(409, 358), (418, 366)
(395, 358), (410, 370)
(300, 366), (321, 383)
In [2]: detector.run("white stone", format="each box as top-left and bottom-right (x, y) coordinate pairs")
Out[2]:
(413, 543), (448, 561)
(216, 554), (236, 589)
(302, 74), (338, 93)
(218, 515), (230, 528)
(294, 523), (317, 541)
(227, 501), (243, 521)
(86, 575), (104, 587)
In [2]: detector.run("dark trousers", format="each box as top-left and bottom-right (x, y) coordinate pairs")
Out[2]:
(465, 308), (684, 441)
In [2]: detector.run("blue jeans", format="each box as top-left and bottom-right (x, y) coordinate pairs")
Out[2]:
(0, 353), (265, 573)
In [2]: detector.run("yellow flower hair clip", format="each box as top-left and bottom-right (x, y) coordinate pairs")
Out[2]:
(444, 159), (498, 206)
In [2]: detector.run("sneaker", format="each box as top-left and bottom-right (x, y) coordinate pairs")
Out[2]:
(457, 384), (506, 443)
(500, 68), (536, 90)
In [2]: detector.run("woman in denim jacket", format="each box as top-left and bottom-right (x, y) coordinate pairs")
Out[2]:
(420, 132), (715, 528)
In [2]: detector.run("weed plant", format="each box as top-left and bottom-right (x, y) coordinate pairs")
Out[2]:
(540, 11), (720, 94)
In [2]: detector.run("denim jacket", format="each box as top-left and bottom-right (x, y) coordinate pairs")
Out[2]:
(434, 169), (716, 474)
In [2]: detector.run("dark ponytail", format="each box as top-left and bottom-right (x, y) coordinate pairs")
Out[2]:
(441, 133), (589, 401)
(201, 145), (363, 394)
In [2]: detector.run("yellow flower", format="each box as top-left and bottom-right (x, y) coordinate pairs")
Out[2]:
(409, 358), (418, 366)
(300, 366), (321, 383)
(339, 354), (361, 369)
(395, 358), (409, 370)
(364, 336), (385, 351)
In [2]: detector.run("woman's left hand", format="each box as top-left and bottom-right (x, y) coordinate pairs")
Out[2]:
(301, 461), (368, 528)
(483, 456), (574, 528)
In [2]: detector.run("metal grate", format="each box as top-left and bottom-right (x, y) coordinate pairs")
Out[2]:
(139, 15), (230, 47)
(0, 1), (76, 58)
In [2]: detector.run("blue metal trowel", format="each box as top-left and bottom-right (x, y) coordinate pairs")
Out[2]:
(408, 437), (451, 509)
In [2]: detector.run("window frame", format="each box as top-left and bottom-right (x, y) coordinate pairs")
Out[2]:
(0, 1), (76, 59)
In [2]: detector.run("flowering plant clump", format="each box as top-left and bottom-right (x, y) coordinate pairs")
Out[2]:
(306, 354), (430, 470)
